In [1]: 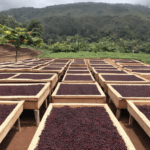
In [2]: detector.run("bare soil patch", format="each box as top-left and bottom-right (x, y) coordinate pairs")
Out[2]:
(0, 44), (41, 62)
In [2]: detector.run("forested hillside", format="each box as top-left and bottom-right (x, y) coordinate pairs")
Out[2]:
(0, 2), (150, 47)
(1, 3), (150, 22)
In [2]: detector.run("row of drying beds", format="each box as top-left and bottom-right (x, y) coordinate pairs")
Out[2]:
(0, 59), (110, 145)
(84, 59), (150, 140)
(0, 58), (71, 73)
(0, 58), (149, 149)
(0, 59), (72, 144)
(28, 60), (135, 149)
(27, 59), (141, 150)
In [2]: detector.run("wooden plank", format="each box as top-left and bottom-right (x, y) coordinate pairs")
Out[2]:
(127, 100), (150, 137)
(0, 100), (24, 143)
(28, 103), (135, 150)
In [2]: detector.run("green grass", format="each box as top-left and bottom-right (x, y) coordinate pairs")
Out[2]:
(37, 49), (150, 64)
(20, 45), (150, 64)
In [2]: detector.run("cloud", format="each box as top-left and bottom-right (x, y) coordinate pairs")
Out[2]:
(0, 0), (150, 12)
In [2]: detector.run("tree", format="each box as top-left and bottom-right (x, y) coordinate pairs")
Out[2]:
(5, 15), (19, 29)
(28, 19), (44, 38)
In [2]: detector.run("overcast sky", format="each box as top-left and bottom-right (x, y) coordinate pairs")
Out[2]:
(0, 0), (150, 12)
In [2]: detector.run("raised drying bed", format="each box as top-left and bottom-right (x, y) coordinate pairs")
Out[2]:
(98, 74), (149, 93)
(131, 70), (150, 73)
(122, 65), (150, 71)
(127, 100), (150, 137)
(62, 74), (95, 83)
(90, 64), (114, 67)
(66, 70), (91, 74)
(114, 59), (140, 63)
(0, 73), (17, 82)
(0, 100), (24, 143)
(91, 66), (118, 72)
(52, 82), (106, 103)
(88, 60), (108, 65)
(68, 67), (88, 71)
(47, 64), (67, 67)
(92, 68), (129, 81)
(70, 59), (87, 67)
(8, 73), (58, 93)
(117, 62), (144, 66)
(89, 64), (115, 71)
(107, 84), (150, 119)
(0, 83), (50, 126)
(28, 103), (135, 150)
(119, 63), (145, 67)
(131, 70), (150, 80)
(33, 66), (65, 80)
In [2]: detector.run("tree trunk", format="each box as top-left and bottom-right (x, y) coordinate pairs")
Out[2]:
(15, 48), (18, 62)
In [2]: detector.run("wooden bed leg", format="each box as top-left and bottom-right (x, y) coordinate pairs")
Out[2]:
(108, 98), (112, 103)
(45, 98), (48, 108)
(47, 95), (52, 103)
(17, 118), (21, 132)
(129, 114), (134, 125)
(34, 110), (40, 126)
(116, 109), (121, 119)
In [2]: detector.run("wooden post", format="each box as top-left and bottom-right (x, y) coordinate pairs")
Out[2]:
(45, 98), (48, 108)
(108, 97), (112, 103)
(47, 95), (52, 103)
(34, 110), (40, 126)
(17, 118), (21, 132)
(116, 108), (121, 119)
(129, 114), (134, 125)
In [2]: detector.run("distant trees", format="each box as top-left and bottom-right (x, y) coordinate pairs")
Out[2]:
(27, 19), (44, 38)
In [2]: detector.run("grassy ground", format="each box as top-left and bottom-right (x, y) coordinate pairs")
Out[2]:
(20, 45), (150, 64)
(38, 49), (150, 64)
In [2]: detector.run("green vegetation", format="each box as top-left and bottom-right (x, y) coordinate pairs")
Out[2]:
(0, 3), (150, 64)
(0, 24), (44, 61)
(0, 3), (150, 45)
(37, 50), (150, 64)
